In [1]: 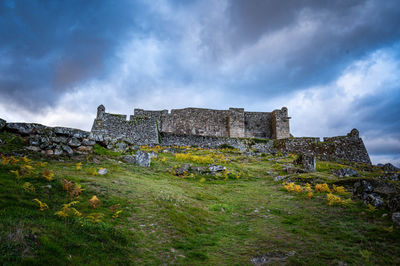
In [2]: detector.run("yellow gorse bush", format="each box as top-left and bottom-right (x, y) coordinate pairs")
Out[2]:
(332, 185), (346, 194)
(76, 162), (82, 170)
(315, 183), (331, 193)
(22, 182), (35, 192)
(42, 169), (54, 181)
(55, 201), (82, 218)
(174, 152), (227, 164)
(326, 193), (351, 206)
(33, 198), (49, 211)
(283, 182), (314, 198)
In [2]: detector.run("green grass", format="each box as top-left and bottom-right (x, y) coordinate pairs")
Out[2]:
(0, 142), (399, 265)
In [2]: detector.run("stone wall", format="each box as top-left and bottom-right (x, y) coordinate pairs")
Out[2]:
(2, 121), (95, 156)
(274, 129), (371, 164)
(129, 106), (290, 140)
(161, 108), (230, 137)
(244, 111), (272, 138)
(91, 105), (159, 145)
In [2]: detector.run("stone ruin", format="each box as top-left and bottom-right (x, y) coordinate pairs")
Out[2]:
(0, 105), (372, 165)
(91, 105), (291, 145)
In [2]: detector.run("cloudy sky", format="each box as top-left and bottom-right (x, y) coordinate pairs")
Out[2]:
(1, 0), (400, 166)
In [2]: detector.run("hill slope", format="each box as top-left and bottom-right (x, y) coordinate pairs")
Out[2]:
(0, 132), (399, 265)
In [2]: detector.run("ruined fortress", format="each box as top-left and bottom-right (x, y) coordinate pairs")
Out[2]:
(91, 105), (291, 143)
(0, 105), (371, 165)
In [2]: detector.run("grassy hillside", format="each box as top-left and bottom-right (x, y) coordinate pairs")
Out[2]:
(0, 133), (399, 265)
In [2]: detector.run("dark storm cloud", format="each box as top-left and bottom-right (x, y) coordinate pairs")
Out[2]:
(211, 0), (400, 95)
(0, 0), (141, 110)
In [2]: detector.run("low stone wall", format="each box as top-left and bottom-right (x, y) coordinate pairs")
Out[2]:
(274, 129), (371, 164)
(2, 121), (95, 156)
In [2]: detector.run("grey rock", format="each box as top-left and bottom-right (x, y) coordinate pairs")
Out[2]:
(98, 168), (108, 175)
(122, 155), (136, 164)
(135, 150), (151, 167)
(82, 138), (96, 146)
(174, 164), (192, 176)
(274, 176), (286, 182)
(392, 212), (400, 227)
(6, 123), (45, 135)
(294, 153), (316, 172)
(53, 127), (89, 139)
(115, 142), (128, 152)
(39, 137), (51, 149)
(25, 146), (41, 152)
(251, 251), (296, 265)
(383, 163), (398, 173)
(364, 193), (384, 207)
(0, 138), (2, 145)
(331, 168), (359, 178)
(62, 145), (73, 155)
(54, 148), (63, 156)
(208, 165), (226, 173)
(29, 136), (40, 146)
(0, 118), (6, 130)
(68, 137), (81, 147)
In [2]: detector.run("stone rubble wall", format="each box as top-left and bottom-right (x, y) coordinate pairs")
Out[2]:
(273, 129), (371, 164)
(2, 121), (95, 156)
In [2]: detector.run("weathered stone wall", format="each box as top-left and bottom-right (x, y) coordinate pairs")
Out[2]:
(131, 106), (290, 139)
(91, 105), (159, 145)
(228, 108), (245, 138)
(274, 129), (371, 164)
(161, 108), (230, 137)
(244, 112), (272, 138)
(133, 109), (168, 130)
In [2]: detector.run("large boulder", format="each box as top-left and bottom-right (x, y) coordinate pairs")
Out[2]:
(135, 150), (151, 167)
(331, 168), (359, 178)
(0, 118), (6, 131)
(122, 155), (136, 164)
